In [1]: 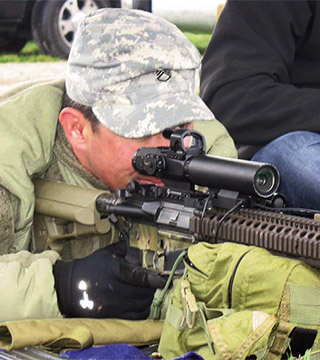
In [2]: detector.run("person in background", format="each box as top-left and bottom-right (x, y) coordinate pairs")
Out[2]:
(200, 0), (320, 210)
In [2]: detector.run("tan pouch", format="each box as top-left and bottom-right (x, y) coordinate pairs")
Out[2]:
(0, 318), (163, 351)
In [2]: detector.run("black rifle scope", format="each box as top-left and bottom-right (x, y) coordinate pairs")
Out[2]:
(132, 128), (280, 198)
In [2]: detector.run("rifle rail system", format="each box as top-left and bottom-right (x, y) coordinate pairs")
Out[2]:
(192, 207), (320, 268)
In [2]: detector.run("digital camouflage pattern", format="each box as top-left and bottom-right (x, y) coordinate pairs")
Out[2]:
(66, 8), (215, 138)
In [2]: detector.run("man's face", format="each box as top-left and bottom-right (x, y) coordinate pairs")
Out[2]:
(84, 122), (193, 191)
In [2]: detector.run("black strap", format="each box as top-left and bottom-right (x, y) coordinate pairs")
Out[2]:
(282, 327), (317, 359)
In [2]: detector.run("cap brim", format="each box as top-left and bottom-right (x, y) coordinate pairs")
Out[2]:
(93, 92), (215, 138)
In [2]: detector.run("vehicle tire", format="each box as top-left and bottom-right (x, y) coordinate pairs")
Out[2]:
(0, 36), (28, 54)
(31, 0), (120, 59)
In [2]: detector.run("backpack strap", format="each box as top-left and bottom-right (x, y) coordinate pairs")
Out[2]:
(151, 251), (187, 320)
(266, 283), (291, 359)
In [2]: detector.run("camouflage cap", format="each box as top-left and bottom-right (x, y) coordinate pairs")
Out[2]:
(66, 8), (215, 138)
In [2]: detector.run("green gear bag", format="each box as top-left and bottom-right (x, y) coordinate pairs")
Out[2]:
(158, 242), (320, 360)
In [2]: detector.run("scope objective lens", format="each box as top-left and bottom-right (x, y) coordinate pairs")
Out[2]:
(253, 166), (279, 197)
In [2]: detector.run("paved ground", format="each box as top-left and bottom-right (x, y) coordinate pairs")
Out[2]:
(0, 61), (67, 94)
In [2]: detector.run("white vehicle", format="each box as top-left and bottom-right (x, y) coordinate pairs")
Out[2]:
(124, 0), (224, 33)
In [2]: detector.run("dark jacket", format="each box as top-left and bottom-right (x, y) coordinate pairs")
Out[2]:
(200, 0), (320, 146)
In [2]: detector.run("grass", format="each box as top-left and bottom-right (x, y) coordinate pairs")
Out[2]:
(184, 31), (212, 54)
(0, 41), (61, 63)
(0, 32), (211, 63)
(286, 347), (312, 360)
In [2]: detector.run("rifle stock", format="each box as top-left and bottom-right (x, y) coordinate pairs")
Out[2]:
(34, 178), (106, 225)
(33, 179), (111, 252)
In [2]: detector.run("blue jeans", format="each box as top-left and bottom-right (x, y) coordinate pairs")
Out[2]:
(252, 131), (320, 210)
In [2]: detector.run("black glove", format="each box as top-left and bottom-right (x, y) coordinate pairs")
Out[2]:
(53, 242), (167, 319)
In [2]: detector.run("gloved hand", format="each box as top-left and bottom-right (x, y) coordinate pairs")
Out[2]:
(53, 242), (167, 319)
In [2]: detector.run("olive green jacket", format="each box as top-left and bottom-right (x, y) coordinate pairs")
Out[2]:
(0, 79), (237, 321)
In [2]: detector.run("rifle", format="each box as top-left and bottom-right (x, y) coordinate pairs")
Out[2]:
(34, 128), (320, 269)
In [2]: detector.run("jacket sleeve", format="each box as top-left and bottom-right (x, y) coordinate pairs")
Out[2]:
(200, 0), (319, 146)
(0, 185), (62, 321)
(0, 250), (62, 321)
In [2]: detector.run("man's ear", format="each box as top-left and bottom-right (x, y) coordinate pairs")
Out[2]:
(59, 107), (93, 151)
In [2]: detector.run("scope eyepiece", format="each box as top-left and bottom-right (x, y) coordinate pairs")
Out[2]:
(132, 152), (166, 176)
